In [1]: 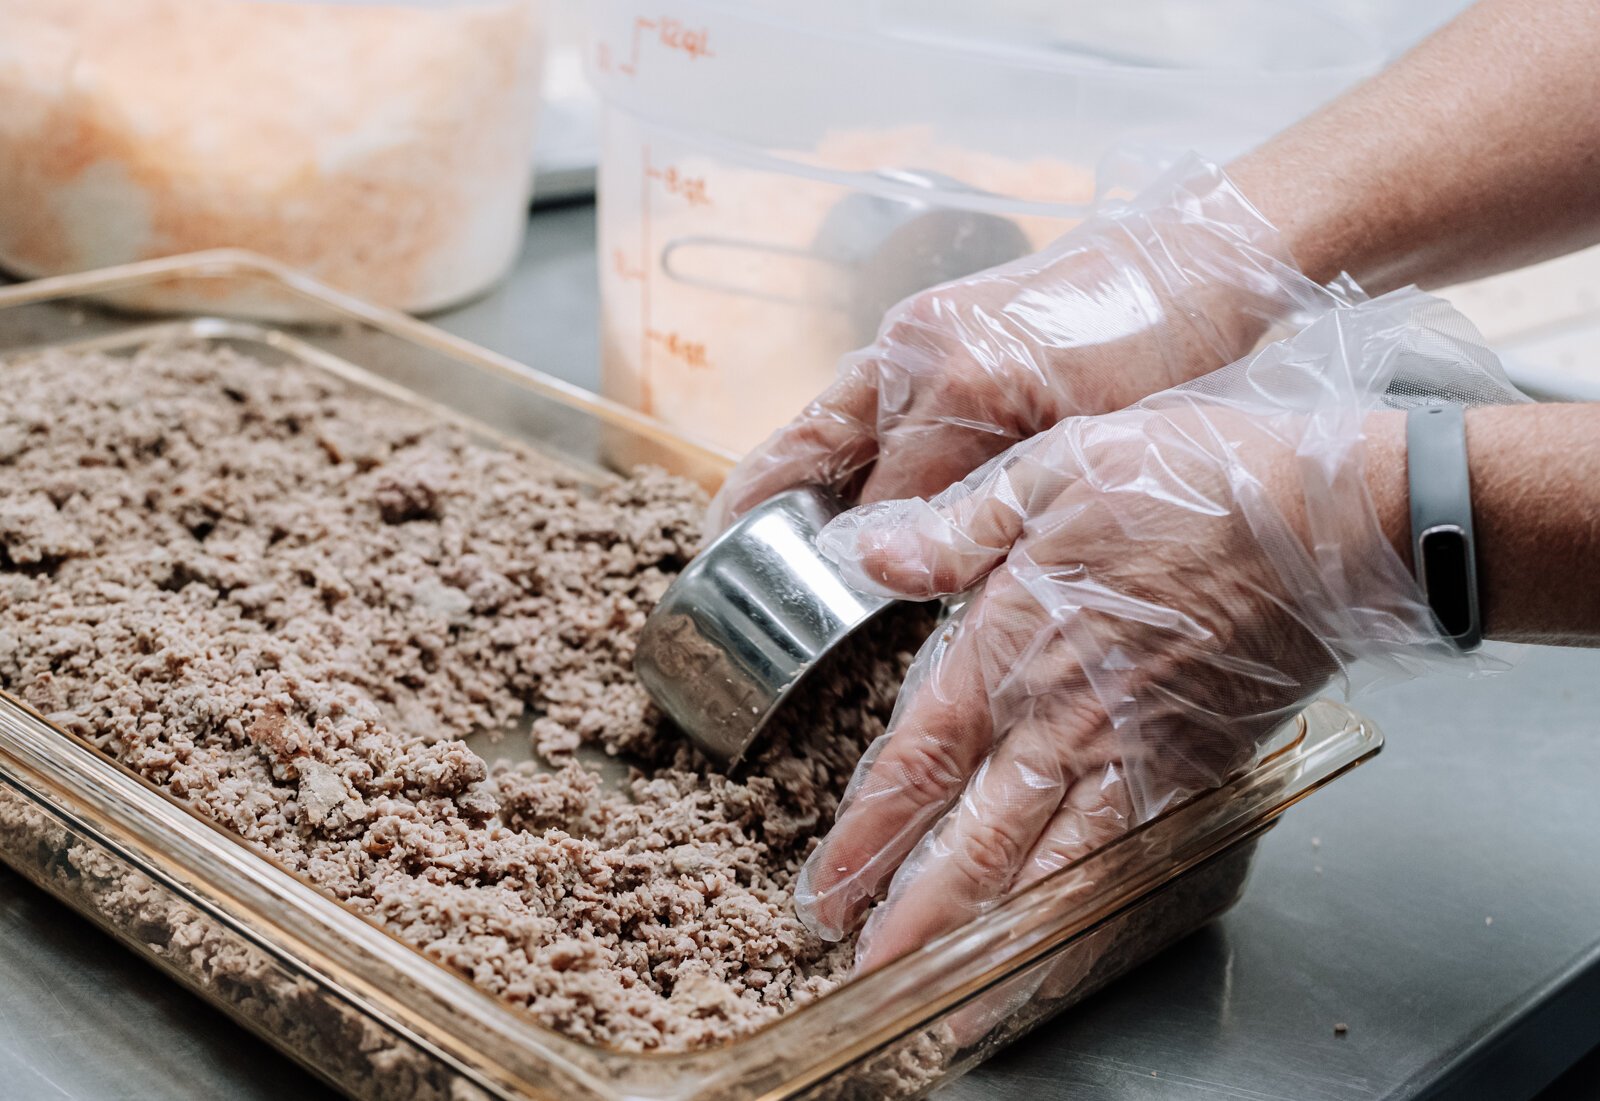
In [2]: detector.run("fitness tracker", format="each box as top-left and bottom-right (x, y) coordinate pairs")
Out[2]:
(1405, 404), (1482, 651)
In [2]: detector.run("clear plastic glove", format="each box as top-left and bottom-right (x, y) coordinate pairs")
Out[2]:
(793, 289), (1522, 969)
(706, 153), (1346, 536)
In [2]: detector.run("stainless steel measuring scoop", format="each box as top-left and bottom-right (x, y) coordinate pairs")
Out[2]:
(634, 487), (895, 763)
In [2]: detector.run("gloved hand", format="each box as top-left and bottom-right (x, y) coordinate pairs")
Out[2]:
(792, 289), (1518, 969)
(706, 153), (1344, 536)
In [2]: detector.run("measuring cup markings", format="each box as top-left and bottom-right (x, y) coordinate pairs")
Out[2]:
(610, 249), (646, 282)
(630, 144), (725, 414)
(644, 163), (712, 208)
(639, 143), (654, 412)
(596, 14), (714, 79)
(646, 328), (711, 370)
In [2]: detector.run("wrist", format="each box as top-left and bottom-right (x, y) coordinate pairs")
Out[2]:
(1140, 167), (1312, 363)
(1256, 410), (1410, 567)
(1362, 410), (1413, 571)
(1048, 155), (1341, 413)
(1248, 408), (1440, 665)
(1224, 150), (1345, 288)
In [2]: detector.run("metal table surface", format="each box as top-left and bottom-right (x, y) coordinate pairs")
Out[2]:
(2, 205), (1598, 1101)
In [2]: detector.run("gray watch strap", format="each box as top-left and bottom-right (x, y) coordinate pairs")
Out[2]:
(1406, 404), (1482, 651)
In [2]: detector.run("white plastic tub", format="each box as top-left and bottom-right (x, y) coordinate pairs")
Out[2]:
(588, 0), (1381, 454)
(0, 0), (545, 314)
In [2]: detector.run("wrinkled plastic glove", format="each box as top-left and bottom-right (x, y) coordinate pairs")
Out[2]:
(793, 289), (1520, 969)
(706, 153), (1345, 536)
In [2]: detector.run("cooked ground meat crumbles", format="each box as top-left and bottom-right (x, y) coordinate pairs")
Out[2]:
(0, 342), (931, 1053)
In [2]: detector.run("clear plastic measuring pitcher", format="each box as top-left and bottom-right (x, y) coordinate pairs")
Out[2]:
(588, 0), (1380, 455)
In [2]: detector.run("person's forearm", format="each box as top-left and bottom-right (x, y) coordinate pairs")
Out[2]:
(1364, 404), (1600, 646)
(1229, 0), (1600, 293)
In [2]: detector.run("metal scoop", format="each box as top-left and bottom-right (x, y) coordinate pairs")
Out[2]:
(634, 487), (895, 762)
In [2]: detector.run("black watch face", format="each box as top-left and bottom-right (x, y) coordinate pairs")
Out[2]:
(1419, 525), (1473, 638)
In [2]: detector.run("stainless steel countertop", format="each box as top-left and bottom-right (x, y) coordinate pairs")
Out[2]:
(2, 205), (1597, 1101)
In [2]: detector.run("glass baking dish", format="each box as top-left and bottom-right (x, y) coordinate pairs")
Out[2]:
(0, 252), (1384, 1100)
